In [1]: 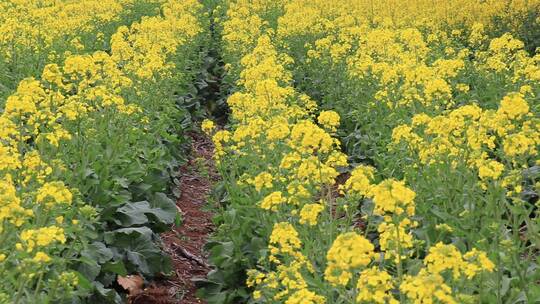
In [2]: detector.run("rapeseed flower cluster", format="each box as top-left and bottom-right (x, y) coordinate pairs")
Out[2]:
(0, 0), (130, 57)
(0, 0), (163, 101)
(211, 3), (349, 302)
(210, 1), (504, 303)
(325, 166), (495, 303)
(325, 232), (375, 286)
(392, 92), (539, 190)
(356, 267), (397, 304)
(260, 1), (539, 299)
(0, 0), (204, 301)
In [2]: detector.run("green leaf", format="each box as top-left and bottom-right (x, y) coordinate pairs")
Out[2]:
(81, 242), (114, 264)
(114, 201), (151, 226)
(147, 192), (177, 224)
(77, 257), (101, 281)
(101, 261), (128, 276)
(114, 177), (130, 189)
(93, 282), (122, 304)
(74, 271), (94, 291)
(104, 227), (171, 275)
(114, 193), (177, 227)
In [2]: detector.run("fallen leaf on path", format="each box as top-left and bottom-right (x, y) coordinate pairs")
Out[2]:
(118, 274), (144, 296)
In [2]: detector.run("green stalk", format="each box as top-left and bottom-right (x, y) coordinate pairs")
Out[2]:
(13, 277), (28, 304)
(394, 216), (404, 303)
(33, 272), (44, 299)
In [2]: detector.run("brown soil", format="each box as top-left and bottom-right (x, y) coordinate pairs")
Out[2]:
(130, 132), (217, 304)
(326, 172), (366, 231)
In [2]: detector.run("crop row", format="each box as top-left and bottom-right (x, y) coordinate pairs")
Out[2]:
(0, 0), (170, 102)
(0, 1), (207, 302)
(201, 1), (540, 303)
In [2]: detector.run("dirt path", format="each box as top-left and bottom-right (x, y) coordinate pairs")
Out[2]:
(130, 132), (217, 304)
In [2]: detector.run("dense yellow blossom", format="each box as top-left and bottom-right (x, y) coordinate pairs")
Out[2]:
(253, 172), (274, 192)
(278, 0), (540, 33)
(20, 226), (66, 252)
(423, 243), (495, 280)
(392, 94), (540, 188)
(111, 0), (202, 79)
(285, 289), (326, 304)
(33, 251), (52, 263)
(201, 119), (215, 135)
(0, 0), (131, 58)
(0, 176), (31, 228)
(215, 1), (506, 302)
(260, 191), (284, 211)
(317, 110), (340, 131)
(462, 249), (496, 278)
(246, 269), (266, 288)
(295, 156), (339, 186)
(498, 93), (530, 120)
(476, 159), (505, 180)
(400, 269), (456, 304)
(356, 267), (398, 304)
(424, 243), (468, 279)
(341, 165), (375, 196)
(369, 179), (416, 217)
(289, 120), (336, 154)
(36, 182), (73, 208)
(298, 203), (324, 226)
(274, 261), (311, 300)
(269, 222), (302, 259)
(0, 0), (205, 301)
(325, 232), (374, 286)
(378, 220), (415, 262)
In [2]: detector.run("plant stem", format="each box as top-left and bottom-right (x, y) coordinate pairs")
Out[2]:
(33, 272), (44, 299)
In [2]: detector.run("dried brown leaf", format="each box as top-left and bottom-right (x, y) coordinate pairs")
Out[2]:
(117, 274), (144, 296)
